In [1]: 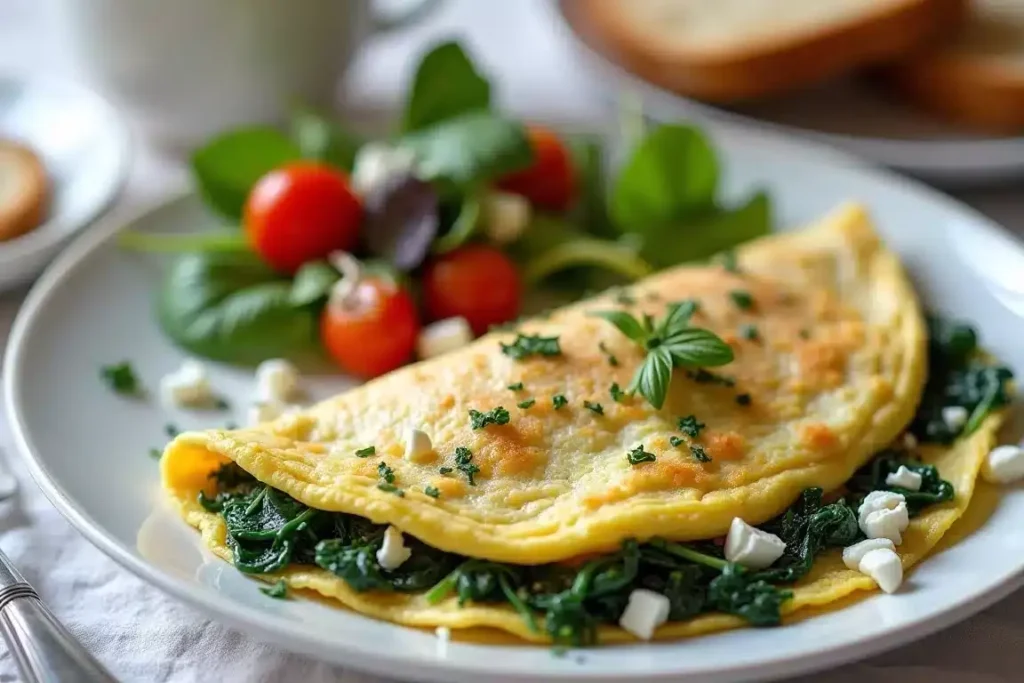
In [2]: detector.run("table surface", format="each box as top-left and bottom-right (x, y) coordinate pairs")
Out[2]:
(2, 1), (1024, 682)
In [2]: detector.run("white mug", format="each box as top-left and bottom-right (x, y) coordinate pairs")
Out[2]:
(54, 0), (443, 150)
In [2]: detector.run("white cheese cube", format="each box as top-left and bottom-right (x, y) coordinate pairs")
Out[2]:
(255, 358), (299, 403)
(404, 428), (434, 463)
(247, 401), (283, 426)
(982, 445), (1024, 484)
(377, 526), (412, 571)
(482, 191), (532, 245)
(842, 538), (896, 570)
(160, 360), (213, 407)
(941, 406), (969, 432)
(885, 465), (923, 492)
(351, 142), (417, 196)
(416, 317), (474, 360)
(857, 547), (903, 594)
(434, 626), (451, 658)
(618, 589), (670, 640)
(861, 504), (910, 545)
(723, 517), (787, 569)
(857, 490), (906, 526)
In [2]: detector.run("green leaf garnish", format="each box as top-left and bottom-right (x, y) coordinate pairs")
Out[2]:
(517, 398), (536, 409)
(729, 290), (754, 310)
(439, 467), (453, 475)
(552, 395), (568, 410)
(610, 383), (626, 402)
(149, 448), (162, 459)
(402, 41), (492, 133)
(590, 302), (733, 409)
(260, 579), (288, 599)
(736, 394), (752, 406)
(424, 486), (441, 499)
(598, 341), (619, 367)
(583, 401), (604, 415)
(165, 423), (179, 438)
(678, 415), (706, 438)
(355, 446), (376, 458)
(454, 447), (480, 486)
(716, 250), (740, 273)
(377, 462), (396, 484)
(100, 361), (142, 396)
(686, 369), (735, 387)
(500, 334), (562, 360)
(469, 407), (510, 429)
(507, 382), (524, 391)
(627, 445), (656, 465)
(669, 436), (684, 447)
(739, 324), (759, 341)
(690, 445), (711, 463)
(377, 483), (405, 497)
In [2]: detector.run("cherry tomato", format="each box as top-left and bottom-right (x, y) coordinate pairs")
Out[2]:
(321, 278), (420, 378)
(422, 245), (521, 334)
(497, 126), (575, 212)
(244, 162), (361, 273)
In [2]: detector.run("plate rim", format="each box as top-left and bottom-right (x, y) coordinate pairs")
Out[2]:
(5, 129), (1024, 682)
(548, 0), (1024, 180)
(0, 71), (133, 265)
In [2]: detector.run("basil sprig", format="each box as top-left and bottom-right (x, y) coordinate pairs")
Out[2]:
(590, 301), (733, 409)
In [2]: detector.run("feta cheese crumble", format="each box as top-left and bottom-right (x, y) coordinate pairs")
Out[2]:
(376, 526), (412, 571)
(857, 547), (903, 593)
(617, 589), (670, 640)
(723, 517), (786, 569)
(482, 191), (531, 245)
(416, 317), (474, 360)
(982, 444), (1024, 484)
(885, 465), (923, 491)
(858, 491), (909, 545)
(404, 428), (434, 463)
(159, 360), (213, 407)
(255, 358), (299, 403)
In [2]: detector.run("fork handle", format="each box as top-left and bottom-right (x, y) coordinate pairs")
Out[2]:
(0, 552), (118, 682)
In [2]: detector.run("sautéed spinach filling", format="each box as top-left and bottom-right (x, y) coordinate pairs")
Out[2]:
(198, 317), (1008, 645)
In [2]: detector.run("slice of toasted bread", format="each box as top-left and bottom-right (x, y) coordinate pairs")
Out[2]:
(0, 139), (48, 243)
(560, 0), (968, 102)
(881, 1), (1024, 132)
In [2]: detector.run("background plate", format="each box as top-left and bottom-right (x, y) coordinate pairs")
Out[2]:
(5, 125), (1024, 683)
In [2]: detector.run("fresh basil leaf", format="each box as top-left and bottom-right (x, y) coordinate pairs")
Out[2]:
(403, 41), (492, 133)
(657, 300), (698, 337)
(362, 175), (440, 270)
(663, 328), (735, 367)
(630, 345), (673, 409)
(433, 193), (481, 253)
(588, 310), (647, 342)
(158, 252), (318, 364)
(191, 127), (302, 219)
(402, 112), (533, 189)
(638, 191), (772, 268)
(290, 106), (362, 171)
(610, 124), (718, 231)
(289, 261), (338, 307)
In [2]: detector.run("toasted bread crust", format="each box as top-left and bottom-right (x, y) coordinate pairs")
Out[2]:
(560, 0), (968, 102)
(0, 140), (48, 242)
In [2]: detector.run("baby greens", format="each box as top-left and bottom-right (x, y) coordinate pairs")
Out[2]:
(590, 300), (734, 409)
(100, 361), (142, 397)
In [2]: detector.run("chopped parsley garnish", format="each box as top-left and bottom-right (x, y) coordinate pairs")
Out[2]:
(424, 485), (441, 499)
(148, 448), (162, 459)
(165, 423), (179, 437)
(469, 407), (510, 429)
(260, 579), (288, 599)
(552, 394), (568, 410)
(355, 446), (376, 457)
(507, 382), (524, 391)
(598, 341), (619, 367)
(583, 400), (604, 415)
(517, 398), (536, 409)
(690, 445), (711, 462)
(100, 361), (142, 396)
(439, 466), (453, 475)
(739, 324), (759, 341)
(609, 383), (626, 403)
(678, 415), (706, 438)
(669, 436), (684, 447)
(589, 301), (733, 409)
(377, 462), (395, 484)
(729, 290), (754, 310)
(454, 447), (480, 486)
(500, 334), (562, 360)
(685, 369), (735, 387)
(377, 483), (404, 497)
(627, 445), (656, 465)
(736, 393), (752, 406)
(716, 250), (740, 273)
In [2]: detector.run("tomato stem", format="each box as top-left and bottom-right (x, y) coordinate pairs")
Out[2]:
(117, 230), (250, 253)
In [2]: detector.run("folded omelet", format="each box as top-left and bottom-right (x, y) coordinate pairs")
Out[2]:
(165, 203), (927, 565)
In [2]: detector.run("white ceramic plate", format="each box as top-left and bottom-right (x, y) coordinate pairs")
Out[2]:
(0, 75), (131, 292)
(5, 125), (1024, 683)
(553, 7), (1024, 187)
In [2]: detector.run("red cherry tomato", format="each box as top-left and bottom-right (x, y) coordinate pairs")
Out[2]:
(321, 278), (420, 378)
(497, 126), (576, 212)
(244, 162), (361, 273)
(422, 245), (521, 335)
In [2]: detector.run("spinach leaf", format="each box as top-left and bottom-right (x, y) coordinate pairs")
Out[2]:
(289, 106), (362, 171)
(432, 194), (481, 253)
(846, 452), (955, 515)
(402, 111), (533, 190)
(708, 565), (791, 627)
(157, 252), (318, 364)
(191, 127), (302, 219)
(610, 124), (718, 230)
(289, 261), (339, 307)
(403, 41), (491, 133)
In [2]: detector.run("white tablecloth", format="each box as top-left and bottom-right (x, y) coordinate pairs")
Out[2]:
(2, 1), (1024, 681)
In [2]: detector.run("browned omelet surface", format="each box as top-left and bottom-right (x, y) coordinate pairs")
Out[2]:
(163, 203), (926, 564)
